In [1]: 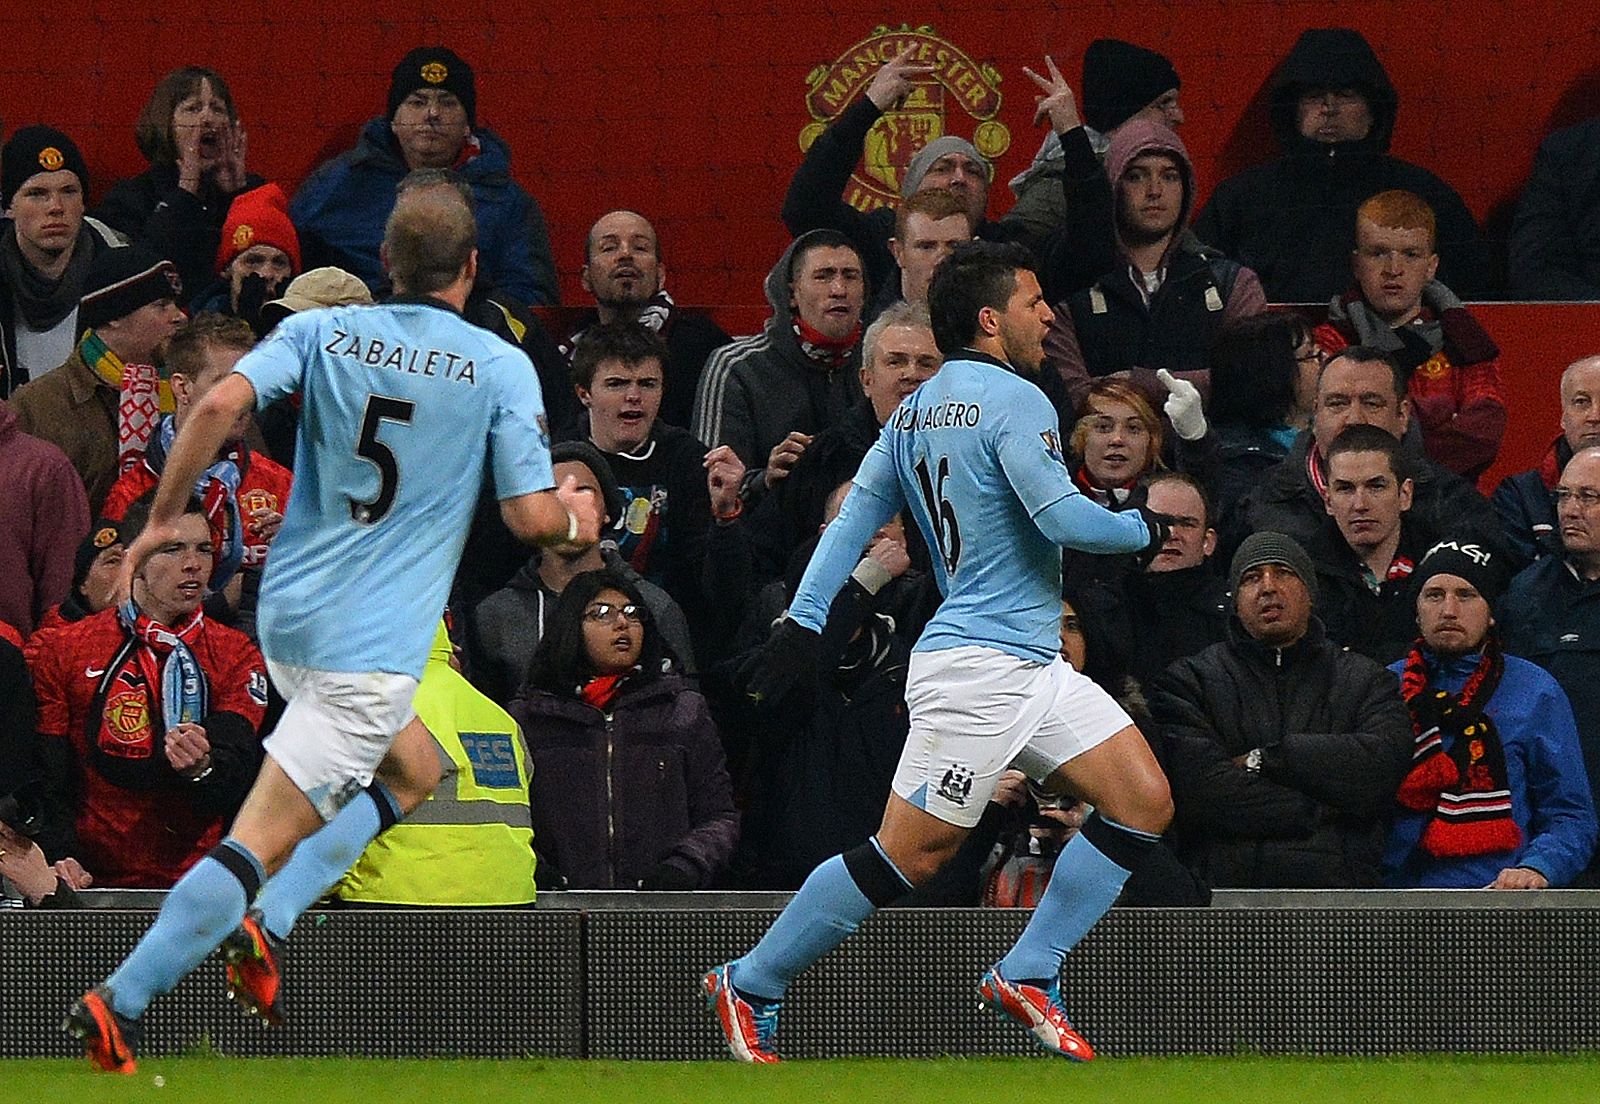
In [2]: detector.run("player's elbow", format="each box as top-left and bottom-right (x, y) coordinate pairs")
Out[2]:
(195, 374), (258, 427)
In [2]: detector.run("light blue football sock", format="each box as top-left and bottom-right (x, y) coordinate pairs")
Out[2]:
(254, 783), (400, 940)
(997, 814), (1159, 983)
(732, 839), (911, 1002)
(105, 839), (264, 1020)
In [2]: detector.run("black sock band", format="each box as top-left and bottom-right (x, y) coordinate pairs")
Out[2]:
(366, 781), (403, 833)
(1080, 811), (1159, 873)
(842, 839), (913, 907)
(209, 840), (264, 902)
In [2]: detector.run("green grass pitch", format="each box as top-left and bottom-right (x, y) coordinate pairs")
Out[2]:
(7, 1056), (1600, 1104)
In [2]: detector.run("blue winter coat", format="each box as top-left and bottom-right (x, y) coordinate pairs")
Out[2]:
(289, 118), (557, 306)
(1383, 650), (1597, 888)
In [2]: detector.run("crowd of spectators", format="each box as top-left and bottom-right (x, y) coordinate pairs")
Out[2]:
(4, 29), (1600, 907)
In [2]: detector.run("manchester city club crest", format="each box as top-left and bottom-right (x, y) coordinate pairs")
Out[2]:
(800, 25), (1010, 213)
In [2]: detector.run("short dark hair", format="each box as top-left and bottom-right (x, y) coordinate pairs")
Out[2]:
(384, 187), (477, 295)
(926, 240), (1036, 356)
(165, 313), (255, 381)
(1143, 471), (1215, 531)
(1207, 312), (1311, 429)
(525, 568), (664, 696)
(1322, 344), (1407, 402)
(787, 229), (862, 285)
(1324, 423), (1410, 482)
(136, 67), (238, 166)
(570, 321), (669, 391)
(120, 492), (209, 545)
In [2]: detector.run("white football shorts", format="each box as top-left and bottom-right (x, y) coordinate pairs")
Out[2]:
(263, 660), (420, 822)
(892, 645), (1132, 828)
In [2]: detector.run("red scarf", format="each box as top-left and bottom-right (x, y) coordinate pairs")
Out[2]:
(792, 316), (861, 372)
(579, 674), (626, 711)
(1396, 635), (1521, 858)
(1073, 465), (1136, 506)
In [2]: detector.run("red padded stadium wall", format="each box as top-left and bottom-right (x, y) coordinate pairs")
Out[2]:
(4, 0), (1599, 475)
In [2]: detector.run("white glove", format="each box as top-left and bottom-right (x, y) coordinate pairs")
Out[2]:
(1156, 369), (1207, 442)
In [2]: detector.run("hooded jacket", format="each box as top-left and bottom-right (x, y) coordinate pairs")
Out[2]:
(1509, 116), (1600, 301)
(1045, 119), (1266, 414)
(509, 673), (738, 890)
(0, 401), (90, 636)
(690, 230), (863, 468)
(290, 118), (557, 306)
(1193, 29), (1490, 302)
(1151, 615), (1413, 888)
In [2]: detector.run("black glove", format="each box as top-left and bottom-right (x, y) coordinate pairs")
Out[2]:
(735, 616), (822, 704)
(235, 272), (278, 337)
(639, 860), (699, 891)
(1131, 507), (1177, 572)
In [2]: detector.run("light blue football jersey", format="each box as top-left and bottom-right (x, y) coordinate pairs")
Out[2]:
(787, 352), (1151, 663)
(237, 300), (553, 679)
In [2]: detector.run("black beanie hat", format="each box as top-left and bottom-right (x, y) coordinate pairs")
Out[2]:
(1229, 530), (1319, 604)
(1082, 39), (1181, 134)
(2, 125), (90, 209)
(73, 518), (125, 591)
(551, 440), (625, 529)
(78, 244), (183, 329)
(1411, 539), (1506, 604)
(387, 46), (476, 126)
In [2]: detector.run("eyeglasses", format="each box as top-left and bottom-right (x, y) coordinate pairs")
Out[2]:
(583, 602), (646, 625)
(1553, 487), (1600, 510)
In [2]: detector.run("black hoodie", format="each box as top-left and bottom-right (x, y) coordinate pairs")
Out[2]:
(1194, 28), (1492, 302)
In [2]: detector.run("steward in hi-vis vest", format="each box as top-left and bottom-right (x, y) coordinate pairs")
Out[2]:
(336, 622), (536, 904)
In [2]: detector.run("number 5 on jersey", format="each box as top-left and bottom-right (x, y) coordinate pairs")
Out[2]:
(914, 454), (961, 574)
(352, 395), (416, 524)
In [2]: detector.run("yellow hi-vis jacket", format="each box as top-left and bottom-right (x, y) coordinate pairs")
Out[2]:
(335, 623), (536, 905)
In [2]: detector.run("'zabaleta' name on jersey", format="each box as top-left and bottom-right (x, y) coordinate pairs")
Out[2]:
(322, 327), (479, 385)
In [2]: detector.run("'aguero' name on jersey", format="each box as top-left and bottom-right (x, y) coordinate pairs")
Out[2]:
(786, 351), (1151, 663)
(236, 298), (554, 679)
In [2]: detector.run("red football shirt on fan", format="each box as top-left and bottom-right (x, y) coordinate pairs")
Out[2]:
(25, 609), (267, 888)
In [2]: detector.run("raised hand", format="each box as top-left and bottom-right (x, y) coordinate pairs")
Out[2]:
(703, 445), (747, 518)
(555, 472), (604, 546)
(1022, 55), (1081, 133)
(215, 122), (249, 194)
(1155, 368), (1207, 442)
(764, 431), (812, 489)
(866, 45), (937, 111)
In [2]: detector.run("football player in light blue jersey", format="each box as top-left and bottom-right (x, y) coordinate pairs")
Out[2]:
(67, 181), (602, 1075)
(704, 241), (1177, 1063)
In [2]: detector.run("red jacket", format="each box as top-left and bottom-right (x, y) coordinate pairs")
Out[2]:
(25, 608), (267, 887)
(102, 448), (292, 569)
(1316, 301), (1506, 482)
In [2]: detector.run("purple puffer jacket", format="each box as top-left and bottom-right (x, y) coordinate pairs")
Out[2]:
(509, 674), (738, 889)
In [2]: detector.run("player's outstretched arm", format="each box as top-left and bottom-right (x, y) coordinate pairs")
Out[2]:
(499, 474), (604, 549)
(118, 373), (259, 601)
(993, 393), (1172, 559)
